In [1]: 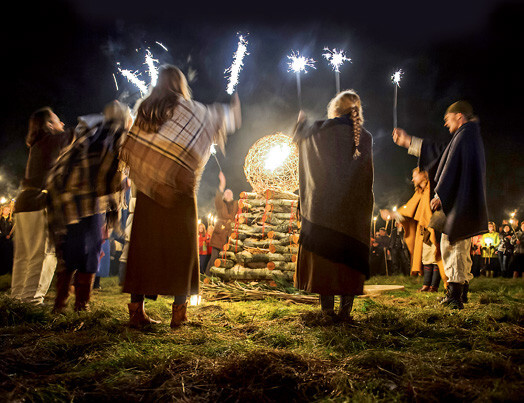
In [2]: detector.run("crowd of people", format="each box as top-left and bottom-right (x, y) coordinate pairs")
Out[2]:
(0, 62), (522, 329)
(369, 218), (524, 281)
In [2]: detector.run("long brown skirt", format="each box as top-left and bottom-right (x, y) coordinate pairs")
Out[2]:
(123, 191), (200, 296)
(295, 244), (365, 295)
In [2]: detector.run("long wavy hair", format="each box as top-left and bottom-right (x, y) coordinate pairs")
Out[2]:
(26, 107), (54, 147)
(327, 90), (364, 159)
(134, 65), (192, 133)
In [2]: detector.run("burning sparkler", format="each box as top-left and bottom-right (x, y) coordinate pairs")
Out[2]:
(225, 34), (249, 95)
(323, 48), (351, 93)
(391, 69), (403, 128)
(115, 44), (167, 96)
(210, 143), (223, 172)
(144, 49), (159, 87)
(287, 50), (316, 110)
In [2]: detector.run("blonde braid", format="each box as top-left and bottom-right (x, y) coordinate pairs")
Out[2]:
(350, 106), (362, 159)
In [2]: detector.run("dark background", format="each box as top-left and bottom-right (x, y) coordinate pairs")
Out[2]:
(1, 0), (523, 228)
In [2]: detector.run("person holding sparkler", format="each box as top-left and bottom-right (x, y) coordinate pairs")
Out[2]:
(119, 65), (241, 329)
(392, 101), (488, 309)
(380, 167), (447, 293)
(204, 171), (238, 276)
(10, 107), (72, 305)
(47, 100), (132, 314)
(293, 90), (374, 323)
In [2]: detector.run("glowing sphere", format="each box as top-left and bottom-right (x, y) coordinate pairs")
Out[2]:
(243, 132), (299, 193)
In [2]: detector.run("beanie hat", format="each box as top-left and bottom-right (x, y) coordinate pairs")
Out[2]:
(445, 101), (474, 119)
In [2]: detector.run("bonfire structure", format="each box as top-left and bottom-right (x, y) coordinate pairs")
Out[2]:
(210, 132), (301, 282)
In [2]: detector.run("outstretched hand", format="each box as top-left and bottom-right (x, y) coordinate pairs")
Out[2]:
(218, 171), (226, 192)
(392, 128), (412, 149)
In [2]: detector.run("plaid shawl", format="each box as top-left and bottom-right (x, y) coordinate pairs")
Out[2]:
(46, 114), (127, 246)
(119, 97), (238, 207)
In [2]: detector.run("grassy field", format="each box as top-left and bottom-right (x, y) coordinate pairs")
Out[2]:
(0, 274), (523, 402)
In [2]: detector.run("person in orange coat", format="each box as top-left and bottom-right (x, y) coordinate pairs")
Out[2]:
(381, 167), (447, 290)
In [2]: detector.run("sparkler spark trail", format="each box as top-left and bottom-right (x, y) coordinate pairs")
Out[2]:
(144, 49), (159, 87)
(117, 63), (148, 95)
(225, 34), (249, 95)
(155, 41), (168, 51)
(323, 47), (351, 93)
(287, 50), (316, 110)
(115, 44), (167, 96)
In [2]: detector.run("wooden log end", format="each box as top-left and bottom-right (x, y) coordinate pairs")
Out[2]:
(291, 254), (298, 263)
(267, 262), (275, 271)
(267, 231), (275, 239)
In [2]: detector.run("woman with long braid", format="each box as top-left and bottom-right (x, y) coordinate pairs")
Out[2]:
(293, 90), (374, 323)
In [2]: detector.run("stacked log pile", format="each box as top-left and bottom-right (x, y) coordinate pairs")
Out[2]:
(209, 189), (300, 282)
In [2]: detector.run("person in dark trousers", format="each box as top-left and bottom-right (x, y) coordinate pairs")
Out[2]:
(388, 221), (411, 275)
(392, 101), (488, 309)
(48, 101), (131, 313)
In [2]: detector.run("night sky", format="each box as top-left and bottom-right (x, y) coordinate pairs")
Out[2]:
(2, 0), (523, 228)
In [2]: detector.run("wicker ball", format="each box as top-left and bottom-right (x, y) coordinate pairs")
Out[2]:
(243, 132), (299, 193)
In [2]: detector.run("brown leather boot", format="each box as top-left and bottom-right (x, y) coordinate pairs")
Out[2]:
(170, 302), (188, 328)
(128, 302), (161, 328)
(52, 270), (75, 314)
(429, 286), (439, 292)
(418, 285), (431, 292)
(74, 272), (96, 312)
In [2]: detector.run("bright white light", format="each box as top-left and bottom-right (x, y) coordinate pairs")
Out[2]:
(391, 69), (403, 87)
(144, 49), (159, 87)
(189, 295), (202, 306)
(225, 34), (249, 95)
(264, 144), (291, 171)
(323, 48), (351, 72)
(0, 197), (6, 204)
(117, 63), (148, 95)
(155, 41), (168, 51)
(210, 144), (217, 155)
(287, 50), (316, 73)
